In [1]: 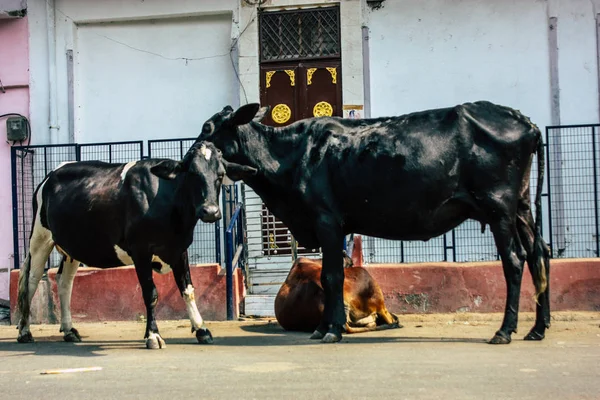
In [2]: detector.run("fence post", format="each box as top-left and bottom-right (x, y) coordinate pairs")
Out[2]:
(215, 193), (222, 265)
(225, 217), (235, 321)
(225, 204), (245, 320)
(547, 126), (566, 255)
(545, 128), (554, 256)
(400, 241), (404, 263)
(11, 148), (20, 269)
(592, 126), (600, 256)
(451, 229), (457, 262)
(443, 233), (448, 262)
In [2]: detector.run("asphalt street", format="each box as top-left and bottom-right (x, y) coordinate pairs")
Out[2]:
(0, 312), (598, 400)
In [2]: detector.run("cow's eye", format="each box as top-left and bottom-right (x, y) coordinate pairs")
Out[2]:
(202, 123), (211, 133)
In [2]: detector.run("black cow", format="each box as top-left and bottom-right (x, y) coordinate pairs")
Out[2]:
(199, 101), (551, 344)
(17, 141), (256, 349)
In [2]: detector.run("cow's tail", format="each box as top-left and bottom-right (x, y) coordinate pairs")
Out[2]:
(532, 129), (550, 300)
(17, 254), (32, 326)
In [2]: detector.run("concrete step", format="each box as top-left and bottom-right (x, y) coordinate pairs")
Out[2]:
(244, 294), (276, 317)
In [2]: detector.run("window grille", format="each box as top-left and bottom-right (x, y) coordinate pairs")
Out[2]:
(259, 6), (341, 62)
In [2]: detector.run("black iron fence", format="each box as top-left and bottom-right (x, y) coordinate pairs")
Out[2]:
(11, 139), (239, 270)
(546, 124), (600, 258)
(12, 124), (600, 270)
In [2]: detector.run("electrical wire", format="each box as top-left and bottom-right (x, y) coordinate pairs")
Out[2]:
(50, 0), (259, 106)
(230, 8), (259, 105)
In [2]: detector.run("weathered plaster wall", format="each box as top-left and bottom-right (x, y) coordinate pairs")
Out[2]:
(0, 15), (29, 300)
(28, 0), (239, 145)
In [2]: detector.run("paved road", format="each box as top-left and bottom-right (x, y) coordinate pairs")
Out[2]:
(1, 312), (599, 400)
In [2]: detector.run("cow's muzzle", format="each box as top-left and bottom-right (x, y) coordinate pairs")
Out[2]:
(198, 204), (221, 223)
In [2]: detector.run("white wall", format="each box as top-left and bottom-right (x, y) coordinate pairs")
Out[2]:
(367, 0), (600, 127)
(28, 0), (239, 145)
(367, 0), (552, 128)
(27, 0), (50, 144)
(556, 0), (599, 125)
(75, 14), (236, 143)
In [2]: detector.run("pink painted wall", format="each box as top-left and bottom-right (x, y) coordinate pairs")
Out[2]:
(0, 16), (29, 300)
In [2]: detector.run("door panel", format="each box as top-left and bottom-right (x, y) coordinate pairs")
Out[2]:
(302, 61), (342, 119)
(260, 66), (298, 126)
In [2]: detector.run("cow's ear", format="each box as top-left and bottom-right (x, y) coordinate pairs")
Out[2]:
(230, 103), (261, 126)
(222, 159), (257, 181)
(252, 106), (270, 123)
(150, 160), (183, 180)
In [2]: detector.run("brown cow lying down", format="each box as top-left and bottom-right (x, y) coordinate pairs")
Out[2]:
(275, 255), (403, 334)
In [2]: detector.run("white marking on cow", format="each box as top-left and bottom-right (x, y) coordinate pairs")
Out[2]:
(120, 161), (137, 182)
(18, 178), (55, 338)
(146, 331), (166, 349)
(200, 143), (212, 161)
(57, 258), (79, 333)
(114, 245), (134, 265)
(183, 284), (204, 330)
(151, 255), (171, 274)
(206, 121), (215, 134)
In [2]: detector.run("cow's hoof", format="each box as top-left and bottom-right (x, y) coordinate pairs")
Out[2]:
(392, 314), (404, 328)
(309, 330), (325, 340)
(17, 332), (34, 343)
(196, 328), (213, 344)
(63, 328), (82, 343)
(145, 333), (166, 349)
(488, 331), (512, 345)
(524, 329), (545, 341)
(322, 332), (342, 343)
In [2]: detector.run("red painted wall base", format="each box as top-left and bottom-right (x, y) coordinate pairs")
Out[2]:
(9, 258), (599, 324)
(364, 259), (600, 314)
(10, 264), (244, 324)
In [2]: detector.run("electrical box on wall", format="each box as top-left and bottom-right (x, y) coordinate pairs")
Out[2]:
(6, 116), (28, 141)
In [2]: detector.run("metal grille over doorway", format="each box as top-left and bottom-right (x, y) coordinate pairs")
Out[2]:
(259, 6), (341, 62)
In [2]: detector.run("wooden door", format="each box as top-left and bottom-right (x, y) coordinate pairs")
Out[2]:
(260, 62), (342, 125)
(301, 61), (342, 120)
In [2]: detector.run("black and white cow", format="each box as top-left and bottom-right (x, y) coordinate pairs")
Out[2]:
(17, 141), (256, 349)
(199, 101), (551, 344)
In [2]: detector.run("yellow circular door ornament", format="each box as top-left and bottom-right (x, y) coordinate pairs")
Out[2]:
(271, 104), (292, 124)
(313, 101), (333, 117)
